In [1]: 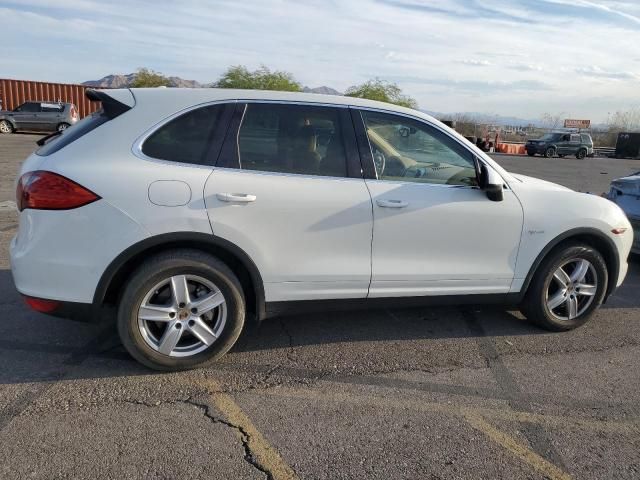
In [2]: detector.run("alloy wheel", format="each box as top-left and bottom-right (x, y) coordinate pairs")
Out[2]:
(546, 258), (597, 321)
(137, 274), (227, 357)
(0, 121), (12, 133)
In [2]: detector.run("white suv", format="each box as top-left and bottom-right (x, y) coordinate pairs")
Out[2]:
(10, 88), (634, 370)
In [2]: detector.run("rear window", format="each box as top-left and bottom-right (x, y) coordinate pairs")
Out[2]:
(36, 110), (109, 156)
(141, 105), (224, 165)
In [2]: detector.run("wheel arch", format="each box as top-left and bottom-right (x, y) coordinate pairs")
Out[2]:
(521, 227), (620, 301)
(0, 116), (16, 130)
(94, 232), (266, 321)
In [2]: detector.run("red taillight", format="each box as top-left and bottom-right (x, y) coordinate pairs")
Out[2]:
(24, 296), (60, 313)
(71, 105), (78, 120)
(16, 171), (100, 211)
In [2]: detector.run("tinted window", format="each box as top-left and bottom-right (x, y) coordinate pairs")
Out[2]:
(361, 111), (477, 186)
(581, 134), (592, 144)
(237, 103), (348, 177)
(17, 102), (41, 113)
(142, 105), (224, 165)
(41, 102), (64, 113)
(37, 110), (109, 156)
(570, 134), (580, 142)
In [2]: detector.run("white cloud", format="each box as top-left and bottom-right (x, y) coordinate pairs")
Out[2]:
(1, 0), (639, 120)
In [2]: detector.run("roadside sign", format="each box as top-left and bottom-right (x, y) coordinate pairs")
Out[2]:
(564, 119), (590, 129)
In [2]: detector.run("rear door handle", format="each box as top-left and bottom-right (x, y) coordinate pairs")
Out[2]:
(216, 193), (257, 203)
(376, 199), (408, 208)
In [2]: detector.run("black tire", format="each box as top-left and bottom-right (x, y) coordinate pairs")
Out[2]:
(544, 147), (555, 158)
(57, 122), (70, 132)
(576, 148), (587, 159)
(521, 243), (608, 331)
(527, 151), (535, 157)
(117, 249), (245, 371)
(0, 120), (13, 134)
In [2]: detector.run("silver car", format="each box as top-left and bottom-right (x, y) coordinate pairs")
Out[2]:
(0, 101), (78, 134)
(608, 171), (640, 254)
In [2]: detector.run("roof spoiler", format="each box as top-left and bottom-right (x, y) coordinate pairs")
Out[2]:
(86, 89), (132, 118)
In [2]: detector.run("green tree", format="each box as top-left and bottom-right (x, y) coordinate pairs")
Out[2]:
(131, 68), (170, 88)
(214, 65), (302, 91)
(345, 78), (418, 109)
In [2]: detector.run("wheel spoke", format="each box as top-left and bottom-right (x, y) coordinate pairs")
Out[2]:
(566, 296), (579, 319)
(577, 283), (596, 296)
(570, 259), (590, 283)
(192, 291), (225, 314)
(170, 275), (190, 306)
(139, 304), (175, 322)
(188, 317), (218, 346)
(547, 291), (566, 310)
(158, 321), (183, 355)
(553, 267), (571, 287)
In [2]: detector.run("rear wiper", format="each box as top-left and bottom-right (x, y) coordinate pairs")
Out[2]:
(36, 130), (63, 147)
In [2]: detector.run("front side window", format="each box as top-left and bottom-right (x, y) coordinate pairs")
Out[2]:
(16, 102), (41, 113)
(237, 103), (348, 178)
(142, 104), (224, 165)
(570, 134), (580, 142)
(361, 111), (477, 186)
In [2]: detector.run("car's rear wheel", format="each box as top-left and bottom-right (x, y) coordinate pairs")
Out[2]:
(544, 147), (555, 158)
(57, 122), (70, 132)
(0, 120), (13, 134)
(117, 249), (245, 371)
(521, 243), (607, 331)
(576, 148), (587, 159)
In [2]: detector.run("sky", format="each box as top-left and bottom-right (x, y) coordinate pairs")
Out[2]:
(1, 0), (639, 122)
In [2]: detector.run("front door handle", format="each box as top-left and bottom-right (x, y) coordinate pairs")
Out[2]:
(376, 199), (408, 208)
(216, 193), (257, 203)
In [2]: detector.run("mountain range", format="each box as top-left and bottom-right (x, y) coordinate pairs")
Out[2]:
(83, 74), (548, 127)
(82, 74), (341, 96)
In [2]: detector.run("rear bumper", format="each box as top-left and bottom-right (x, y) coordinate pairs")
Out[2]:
(10, 200), (148, 304)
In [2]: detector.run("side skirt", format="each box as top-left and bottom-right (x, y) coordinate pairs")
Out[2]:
(264, 293), (524, 320)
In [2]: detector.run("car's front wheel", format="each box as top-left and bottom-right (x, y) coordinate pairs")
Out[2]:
(521, 243), (607, 331)
(117, 249), (245, 371)
(0, 120), (13, 134)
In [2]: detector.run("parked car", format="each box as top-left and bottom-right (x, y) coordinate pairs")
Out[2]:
(0, 101), (78, 134)
(607, 171), (640, 254)
(525, 132), (593, 159)
(11, 88), (633, 370)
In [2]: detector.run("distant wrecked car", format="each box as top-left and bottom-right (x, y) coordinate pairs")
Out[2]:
(607, 171), (640, 254)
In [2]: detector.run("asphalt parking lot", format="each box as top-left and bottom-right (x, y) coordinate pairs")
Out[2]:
(1, 133), (639, 480)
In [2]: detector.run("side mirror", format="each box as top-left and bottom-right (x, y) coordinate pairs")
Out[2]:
(479, 163), (504, 202)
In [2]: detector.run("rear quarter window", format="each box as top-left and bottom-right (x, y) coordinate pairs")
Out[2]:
(141, 104), (225, 165)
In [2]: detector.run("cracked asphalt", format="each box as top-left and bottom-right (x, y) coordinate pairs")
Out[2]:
(1, 134), (639, 479)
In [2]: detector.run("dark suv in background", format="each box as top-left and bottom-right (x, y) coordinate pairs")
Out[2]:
(0, 101), (78, 134)
(525, 132), (593, 159)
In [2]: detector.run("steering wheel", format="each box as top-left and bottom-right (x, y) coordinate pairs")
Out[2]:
(373, 149), (386, 177)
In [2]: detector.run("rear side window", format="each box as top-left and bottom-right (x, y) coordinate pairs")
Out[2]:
(581, 134), (592, 144)
(236, 103), (348, 177)
(41, 103), (64, 113)
(142, 105), (224, 165)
